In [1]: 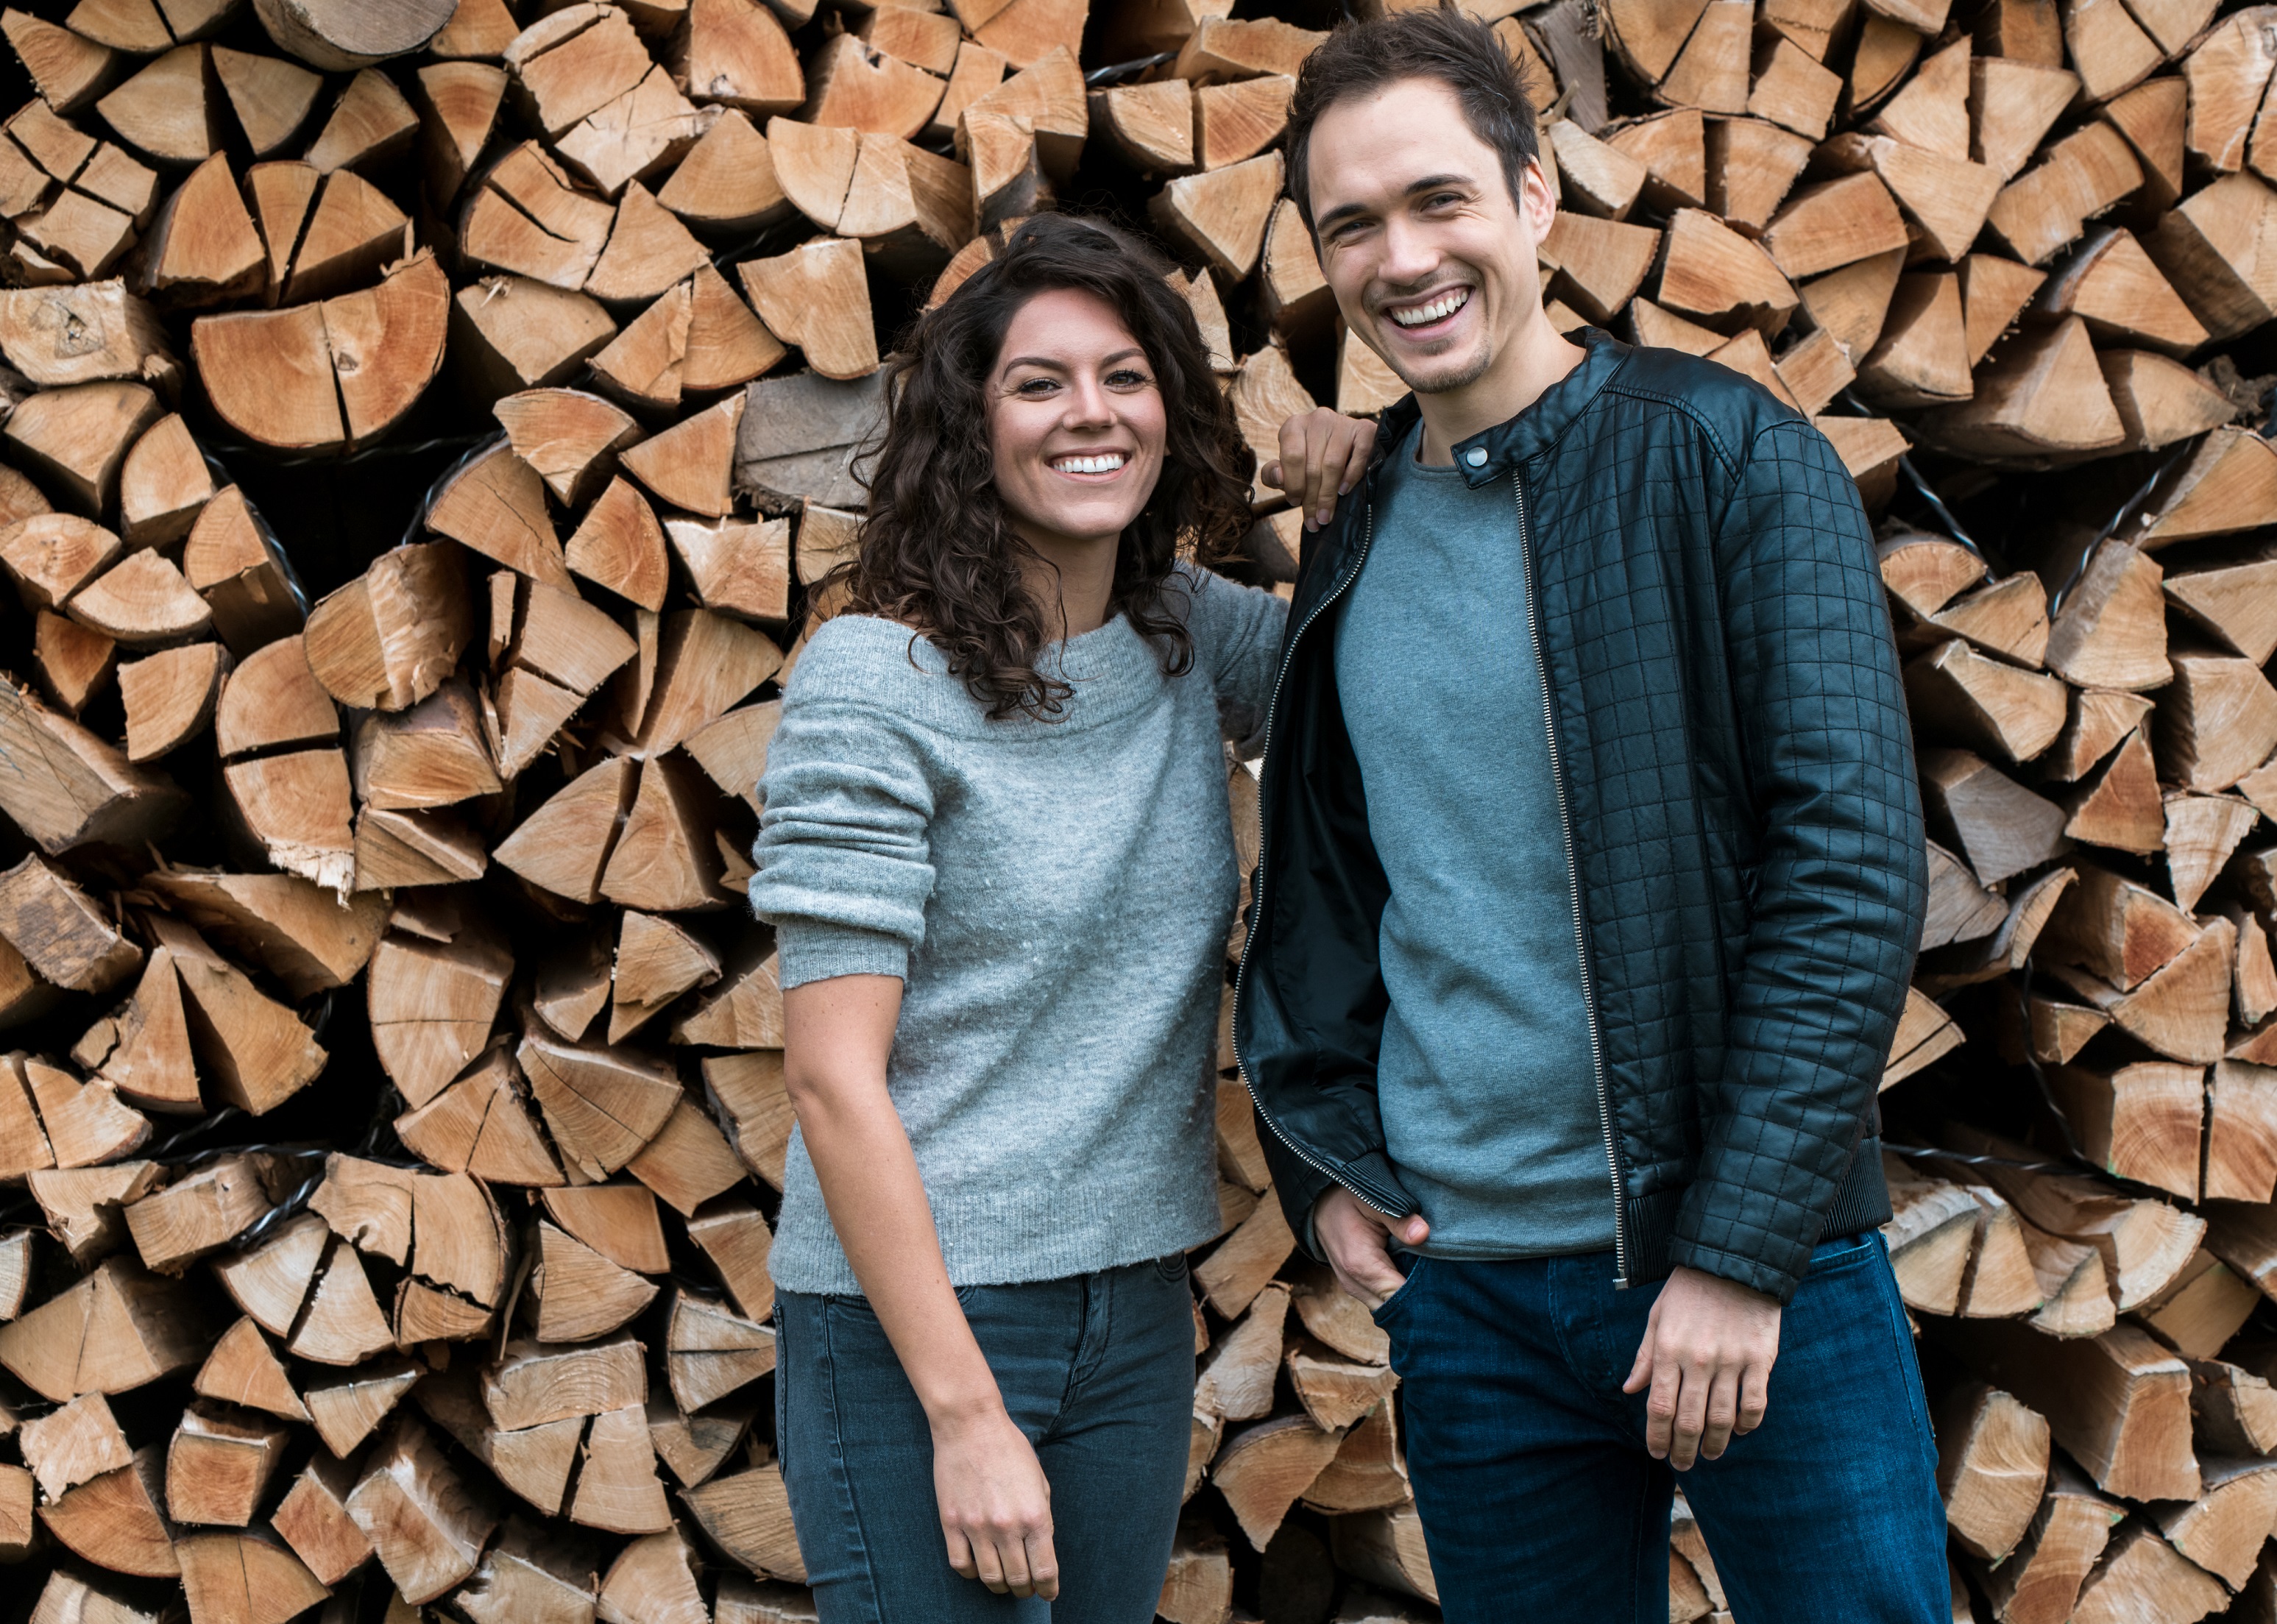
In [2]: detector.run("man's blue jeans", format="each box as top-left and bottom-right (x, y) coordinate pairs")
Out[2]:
(776, 1255), (1194, 1623)
(1375, 1231), (1949, 1623)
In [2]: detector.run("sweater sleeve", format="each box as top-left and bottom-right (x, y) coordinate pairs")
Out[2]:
(750, 686), (937, 991)
(1181, 564), (1289, 756)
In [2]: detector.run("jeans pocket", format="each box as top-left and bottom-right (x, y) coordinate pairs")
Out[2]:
(771, 1301), (789, 1475)
(1807, 1232), (1879, 1276)
(1368, 1255), (1429, 1326)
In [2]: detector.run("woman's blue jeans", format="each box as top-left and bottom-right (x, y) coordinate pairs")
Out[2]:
(1375, 1230), (1950, 1623)
(776, 1255), (1195, 1623)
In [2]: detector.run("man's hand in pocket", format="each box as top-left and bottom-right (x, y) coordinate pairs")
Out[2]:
(1316, 1185), (1430, 1307)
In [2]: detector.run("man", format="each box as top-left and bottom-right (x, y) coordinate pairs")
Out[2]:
(1240, 7), (1945, 1620)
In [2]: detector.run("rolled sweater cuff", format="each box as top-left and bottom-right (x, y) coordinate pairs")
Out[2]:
(776, 920), (910, 989)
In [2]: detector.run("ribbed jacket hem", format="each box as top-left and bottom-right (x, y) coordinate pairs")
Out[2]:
(768, 1161), (1224, 1296)
(1625, 1137), (1894, 1302)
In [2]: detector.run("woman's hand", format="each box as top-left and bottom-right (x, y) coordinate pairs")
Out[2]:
(1262, 408), (1377, 531)
(932, 1405), (1060, 1598)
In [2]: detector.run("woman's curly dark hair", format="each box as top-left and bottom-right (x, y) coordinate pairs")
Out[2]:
(841, 213), (1256, 721)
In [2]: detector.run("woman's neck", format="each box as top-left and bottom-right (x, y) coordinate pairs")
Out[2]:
(1013, 526), (1121, 641)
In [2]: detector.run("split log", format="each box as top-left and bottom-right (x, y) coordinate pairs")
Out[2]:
(192, 251), (448, 454)
(40, 1447), (180, 1577)
(1214, 1415), (1343, 1551)
(346, 1415), (498, 1602)
(166, 1403), (291, 1527)
(1935, 1319), (2199, 1501)
(666, 1287), (775, 1411)
(252, 0), (458, 71)
(2069, 1523), (2227, 1624)
(1937, 1380), (2053, 1564)
(173, 1531), (326, 1624)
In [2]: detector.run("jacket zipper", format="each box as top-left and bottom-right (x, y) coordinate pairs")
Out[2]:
(1229, 500), (1413, 1220)
(1512, 469), (1629, 1286)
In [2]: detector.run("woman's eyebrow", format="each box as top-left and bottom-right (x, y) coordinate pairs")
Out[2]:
(999, 347), (1147, 373)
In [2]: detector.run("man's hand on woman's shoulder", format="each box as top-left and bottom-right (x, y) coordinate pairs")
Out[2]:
(1263, 409), (1378, 533)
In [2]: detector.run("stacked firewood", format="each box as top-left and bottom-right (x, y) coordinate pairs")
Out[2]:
(4, 0), (2277, 1620)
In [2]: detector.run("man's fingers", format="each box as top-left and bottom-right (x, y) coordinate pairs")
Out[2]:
(1027, 1532), (1061, 1602)
(1305, 431), (1333, 525)
(1260, 458), (1286, 491)
(996, 1532), (1033, 1598)
(1669, 1358), (1713, 1470)
(1737, 1362), (1771, 1436)
(1698, 1367), (1742, 1462)
(1338, 429), (1373, 496)
(1621, 1304), (1660, 1394)
(968, 1531), (1007, 1592)
(1644, 1358), (1680, 1461)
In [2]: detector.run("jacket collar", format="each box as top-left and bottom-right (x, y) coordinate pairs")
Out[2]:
(1456, 325), (1630, 486)
(1368, 325), (1632, 490)
(1296, 327), (1631, 611)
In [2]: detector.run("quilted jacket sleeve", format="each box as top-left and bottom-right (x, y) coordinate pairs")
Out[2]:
(1674, 417), (1927, 1304)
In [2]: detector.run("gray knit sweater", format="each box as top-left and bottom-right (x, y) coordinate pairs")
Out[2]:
(751, 564), (1286, 1294)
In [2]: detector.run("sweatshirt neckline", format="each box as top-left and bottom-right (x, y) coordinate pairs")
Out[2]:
(800, 600), (1186, 739)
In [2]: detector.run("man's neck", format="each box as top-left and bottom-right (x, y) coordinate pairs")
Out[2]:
(1414, 314), (1588, 467)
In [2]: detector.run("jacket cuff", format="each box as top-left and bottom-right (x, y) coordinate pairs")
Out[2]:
(1665, 1233), (1809, 1308)
(776, 921), (910, 990)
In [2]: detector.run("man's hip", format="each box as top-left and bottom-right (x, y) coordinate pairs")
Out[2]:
(1372, 1233), (1949, 1624)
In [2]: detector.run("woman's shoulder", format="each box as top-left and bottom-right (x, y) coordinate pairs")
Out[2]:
(1166, 560), (1286, 648)
(785, 614), (949, 701)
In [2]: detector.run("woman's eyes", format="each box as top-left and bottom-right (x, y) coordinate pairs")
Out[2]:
(1010, 369), (1154, 394)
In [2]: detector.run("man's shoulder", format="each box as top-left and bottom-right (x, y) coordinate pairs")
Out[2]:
(1594, 342), (1812, 468)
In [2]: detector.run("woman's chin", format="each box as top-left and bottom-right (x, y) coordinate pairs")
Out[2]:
(1021, 506), (1147, 549)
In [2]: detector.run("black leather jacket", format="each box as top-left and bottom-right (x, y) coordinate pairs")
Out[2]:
(1230, 329), (1924, 1305)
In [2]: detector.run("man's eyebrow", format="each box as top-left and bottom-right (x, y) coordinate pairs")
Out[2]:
(1315, 173), (1478, 233)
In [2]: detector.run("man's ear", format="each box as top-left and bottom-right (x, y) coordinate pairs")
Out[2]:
(1520, 155), (1558, 245)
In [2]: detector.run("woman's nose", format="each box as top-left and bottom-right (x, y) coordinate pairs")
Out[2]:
(1061, 376), (1116, 427)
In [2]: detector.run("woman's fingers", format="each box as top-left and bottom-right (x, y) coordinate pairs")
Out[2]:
(945, 1526), (977, 1580)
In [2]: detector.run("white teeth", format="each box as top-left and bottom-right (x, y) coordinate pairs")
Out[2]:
(1391, 289), (1470, 327)
(1052, 453), (1126, 474)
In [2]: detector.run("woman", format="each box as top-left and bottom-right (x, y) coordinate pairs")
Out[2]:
(751, 213), (1287, 1620)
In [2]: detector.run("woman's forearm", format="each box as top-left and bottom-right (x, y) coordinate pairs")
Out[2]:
(783, 974), (1002, 1427)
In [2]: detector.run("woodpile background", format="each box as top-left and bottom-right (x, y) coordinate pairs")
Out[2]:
(8, 0), (2277, 1621)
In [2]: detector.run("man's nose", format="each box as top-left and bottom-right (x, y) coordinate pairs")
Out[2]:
(1378, 213), (1439, 286)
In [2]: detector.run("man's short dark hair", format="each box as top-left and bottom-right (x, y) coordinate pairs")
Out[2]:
(1283, 3), (1541, 236)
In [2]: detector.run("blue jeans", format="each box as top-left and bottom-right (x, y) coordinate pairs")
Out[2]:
(1376, 1231), (1947, 1623)
(776, 1255), (1195, 1624)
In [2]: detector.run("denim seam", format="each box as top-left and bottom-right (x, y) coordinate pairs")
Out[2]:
(1869, 1237), (1938, 1472)
(818, 1298), (891, 1624)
